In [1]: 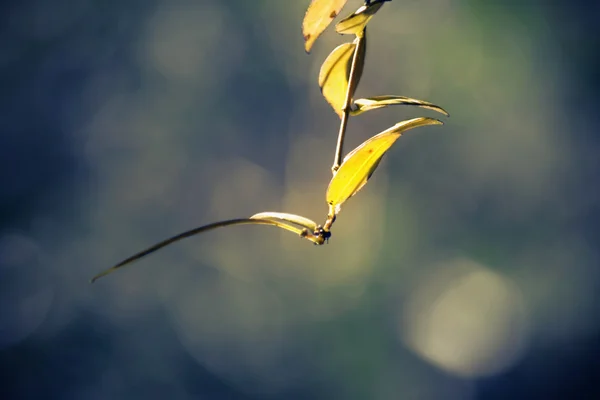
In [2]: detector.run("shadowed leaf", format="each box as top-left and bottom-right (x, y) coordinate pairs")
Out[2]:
(303, 0), (348, 53)
(318, 33), (366, 117)
(250, 211), (319, 231)
(90, 218), (310, 283)
(326, 117), (443, 214)
(335, 0), (387, 35)
(351, 95), (450, 117)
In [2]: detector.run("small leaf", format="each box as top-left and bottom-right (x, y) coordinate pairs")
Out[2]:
(319, 42), (354, 116)
(90, 218), (310, 283)
(326, 117), (443, 213)
(335, 0), (387, 35)
(303, 0), (348, 53)
(352, 95), (450, 117)
(250, 212), (318, 232)
(318, 33), (366, 117)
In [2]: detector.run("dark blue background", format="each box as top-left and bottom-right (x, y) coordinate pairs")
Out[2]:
(1, 0), (599, 399)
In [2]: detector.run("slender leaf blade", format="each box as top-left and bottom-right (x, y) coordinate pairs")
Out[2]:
(250, 212), (319, 231)
(352, 95), (450, 117)
(335, 1), (385, 35)
(303, 0), (348, 53)
(326, 117), (443, 213)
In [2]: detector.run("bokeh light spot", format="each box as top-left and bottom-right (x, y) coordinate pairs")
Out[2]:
(400, 259), (530, 378)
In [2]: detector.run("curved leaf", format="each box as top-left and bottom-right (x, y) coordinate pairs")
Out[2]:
(90, 218), (309, 283)
(326, 117), (443, 213)
(352, 95), (450, 117)
(319, 41), (353, 116)
(303, 0), (348, 53)
(335, 0), (387, 35)
(250, 211), (319, 232)
(318, 33), (366, 117)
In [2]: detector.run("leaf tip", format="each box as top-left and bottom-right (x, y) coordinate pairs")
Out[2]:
(304, 34), (312, 53)
(436, 107), (450, 117)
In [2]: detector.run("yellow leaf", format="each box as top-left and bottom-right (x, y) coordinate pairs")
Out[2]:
(352, 95), (450, 117)
(303, 0), (348, 53)
(318, 33), (366, 118)
(326, 117), (443, 213)
(90, 217), (312, 283)
(250, 211), (318, 231)
(335, 0), (386, 35)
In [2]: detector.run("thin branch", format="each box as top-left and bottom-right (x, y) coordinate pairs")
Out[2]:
(331, 29), (366, 173)
(90, 218), (309, 283)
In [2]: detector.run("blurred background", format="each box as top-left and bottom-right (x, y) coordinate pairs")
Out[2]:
(1, 0), (599, 398)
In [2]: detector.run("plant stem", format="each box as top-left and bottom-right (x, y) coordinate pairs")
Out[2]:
(90, 218), (313, 283)
(331, 30), (366, 174)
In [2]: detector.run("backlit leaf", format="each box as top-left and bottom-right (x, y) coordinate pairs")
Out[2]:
(318, 33), (366, 118)
(351, 95), (450, 117)
(335, 0), (387, 35)
(303, 0), (348, 53)
(326, 117), (443, 213)
(250, 211), (319, 231)
(90, 218), (311, 283)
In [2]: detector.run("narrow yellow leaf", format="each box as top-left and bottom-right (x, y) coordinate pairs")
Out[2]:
(319, 42), (354, 116)
(335, 0), (386, 35)
(318, 33), (366, 117)
(250, 211), (318, 232)
(326, 117), (443, 213)
(352, 95), (450, 117)
(303, 0), (348, 53)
